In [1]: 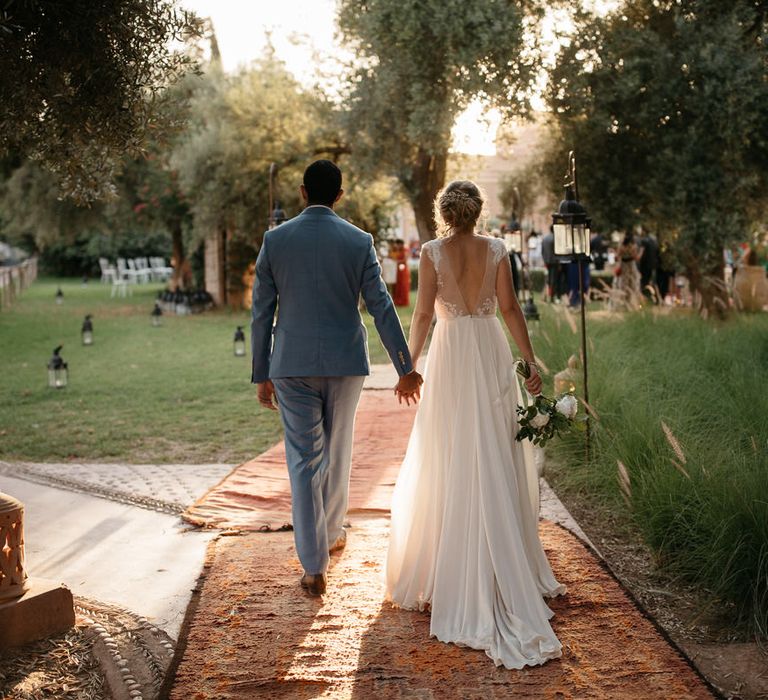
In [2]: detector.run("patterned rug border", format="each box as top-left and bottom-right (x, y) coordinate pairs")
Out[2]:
(161, 519), (722, 699)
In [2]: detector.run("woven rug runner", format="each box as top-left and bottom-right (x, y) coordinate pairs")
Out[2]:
(166, 518), (713, 699)
(182, 391), (418, 530)
(170, 390), (713, 698)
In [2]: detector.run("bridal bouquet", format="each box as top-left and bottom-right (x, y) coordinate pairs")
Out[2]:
(514, 360), (585, 447)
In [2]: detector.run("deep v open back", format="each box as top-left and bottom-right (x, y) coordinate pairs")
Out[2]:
(423, 236), (507, 320)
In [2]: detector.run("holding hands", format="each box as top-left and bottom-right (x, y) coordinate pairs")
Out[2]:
(394, 370), (423, 406)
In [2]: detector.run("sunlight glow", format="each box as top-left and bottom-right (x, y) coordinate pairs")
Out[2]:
(180, 1), (615, 155)
(182, 0), (499, 155)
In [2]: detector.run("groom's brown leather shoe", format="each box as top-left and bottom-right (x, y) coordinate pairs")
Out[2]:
(329, 529), (347, 554)
(300, 573), (326, 596)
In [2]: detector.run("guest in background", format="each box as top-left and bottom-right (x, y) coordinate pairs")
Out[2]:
(590, 230), (607, 271)
(541, 226), (557, 302)
(615, 229), (642, 306)
(566, 256), (590, 308)
(638, 232), (660, 299)
(393, 239), (410, 307)
(381, 240), (398, 295)
(527, 231), (543, 269)
(656, 241), (675, 304)
(733, 248), (768, 312)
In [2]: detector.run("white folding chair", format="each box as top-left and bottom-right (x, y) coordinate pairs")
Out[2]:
(98, 258), (117, 284)
(150, 256), (174, 282)
(117, 258), (140, 282)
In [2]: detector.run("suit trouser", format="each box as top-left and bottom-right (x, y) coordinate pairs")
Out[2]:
(272, 375), (366, 575)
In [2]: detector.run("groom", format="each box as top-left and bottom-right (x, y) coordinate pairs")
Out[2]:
(251, 160), (423, 596)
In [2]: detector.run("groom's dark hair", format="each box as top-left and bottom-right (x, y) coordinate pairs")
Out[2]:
(303, 160), (342, 206)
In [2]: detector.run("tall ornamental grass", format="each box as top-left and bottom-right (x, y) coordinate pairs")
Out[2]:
(536, 308), (768, 637)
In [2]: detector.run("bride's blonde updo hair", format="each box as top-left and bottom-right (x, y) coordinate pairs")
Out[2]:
(435, 180), (487, 238)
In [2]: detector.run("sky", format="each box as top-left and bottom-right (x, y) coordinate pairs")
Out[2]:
(181, 1), (615, 156)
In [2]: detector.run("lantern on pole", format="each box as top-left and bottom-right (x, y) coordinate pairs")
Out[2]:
(552, 187), (590, 258)
(268, 162), (278, 229)
(81, 314), (94, 346)
(504, 227), (523, 254)
(47, 345), (68, 388)
(151, 302), (163, 327)
(233, 326), (246, 357)
(522, 292), (540, 329)
(552, 151), (591, 458)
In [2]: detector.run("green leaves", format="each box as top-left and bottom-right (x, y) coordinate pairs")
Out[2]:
(0, 0), (202, 202)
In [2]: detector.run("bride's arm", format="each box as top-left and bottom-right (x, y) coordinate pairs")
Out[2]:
(497, 254), (542, 394)
(407, 250), (437, 366)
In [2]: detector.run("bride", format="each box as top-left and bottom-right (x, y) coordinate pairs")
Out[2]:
(388, 180), (566, 669)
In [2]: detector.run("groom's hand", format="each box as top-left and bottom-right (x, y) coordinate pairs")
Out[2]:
(394, 370), (423, 406)
(257, 380), (278, 411)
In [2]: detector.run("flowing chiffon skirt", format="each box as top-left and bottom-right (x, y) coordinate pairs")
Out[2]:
(386, 315), (566, 669)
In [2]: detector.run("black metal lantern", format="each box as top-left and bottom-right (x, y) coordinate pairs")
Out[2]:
(55, 287), (64, 305)
(47, 345), (68, 388)
(553, 191), (590, 257)
(505, 228), (523, 254)
(151, 302), (163, 327)
(81, 314), (94, 346)
(522, 293), (540, 325)
(551, 150), (592, 459)
(233, 326), (246, 357)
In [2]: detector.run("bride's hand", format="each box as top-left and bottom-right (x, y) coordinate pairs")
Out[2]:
(524, 366), (542, 396)
(394, 370), (423, 406)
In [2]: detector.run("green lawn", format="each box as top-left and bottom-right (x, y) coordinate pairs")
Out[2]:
(0, 278), (415, 464)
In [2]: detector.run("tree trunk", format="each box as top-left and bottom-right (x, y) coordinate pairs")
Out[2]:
(685, 248), (730, 319)
(407, 149), (448, 243)
(170, 220), (193, 290)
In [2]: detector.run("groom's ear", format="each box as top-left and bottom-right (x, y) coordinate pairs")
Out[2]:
(300, 184), (308, 203)
(334, 188), (344, 205)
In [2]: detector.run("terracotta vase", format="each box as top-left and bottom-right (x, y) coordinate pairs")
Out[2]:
(0, 492), (29, 601)
(734, 265), (768, 312)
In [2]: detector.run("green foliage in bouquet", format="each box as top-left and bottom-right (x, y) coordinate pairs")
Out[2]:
(514, 360), (586, 447)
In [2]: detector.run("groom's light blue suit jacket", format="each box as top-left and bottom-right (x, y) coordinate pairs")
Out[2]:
(250, 206), (413, 383)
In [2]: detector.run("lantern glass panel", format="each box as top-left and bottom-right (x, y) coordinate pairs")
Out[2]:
(553, 222), (570, 255)
(234, 340), (246, 357)
(82, 331), (93, 346)
(570, 223), (587, 255)
(48, 368), (68, 388)
(505, 231), (522, 253)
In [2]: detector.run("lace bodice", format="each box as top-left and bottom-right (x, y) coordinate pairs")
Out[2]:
(422, 236), (507, 320)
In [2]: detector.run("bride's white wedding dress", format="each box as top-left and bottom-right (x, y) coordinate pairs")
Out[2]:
(386, 235), (566, 669)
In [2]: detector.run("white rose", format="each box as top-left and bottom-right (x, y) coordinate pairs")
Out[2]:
(529, 410), (551, 429)
(555, 394), (578, 420)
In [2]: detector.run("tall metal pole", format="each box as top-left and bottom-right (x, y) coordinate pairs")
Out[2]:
(577, 255), (591, 461)
(268, 162), (277, 229)
(569, 151), (590, 461)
